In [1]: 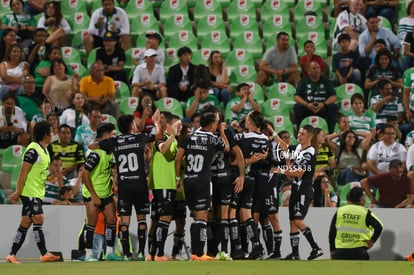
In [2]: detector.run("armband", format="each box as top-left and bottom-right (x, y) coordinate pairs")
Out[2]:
(176, 176), (181, 181)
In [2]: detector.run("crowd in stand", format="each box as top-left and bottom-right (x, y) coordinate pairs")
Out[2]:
(1, 0), (414, 262)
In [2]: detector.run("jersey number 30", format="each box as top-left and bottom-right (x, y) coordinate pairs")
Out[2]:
(187, 154), (204, 173)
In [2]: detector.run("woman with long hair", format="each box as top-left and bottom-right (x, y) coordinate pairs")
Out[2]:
(59, 91), (89, 131)
(311, 127), (336, 180)
(36, 1), (70, 47)
(133, 93), (157, 134)
(0, 29), (18, 61)
(207, 50), (232, 107)
(0, 44), (29, 97)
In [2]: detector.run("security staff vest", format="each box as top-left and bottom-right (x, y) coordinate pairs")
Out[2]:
(335, 204), (371, 249)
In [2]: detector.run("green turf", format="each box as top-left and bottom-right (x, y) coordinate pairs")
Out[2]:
(1, 261), (414, 275)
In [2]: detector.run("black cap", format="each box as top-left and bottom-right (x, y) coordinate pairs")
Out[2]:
(103, 31), (118, 41)
(145, 32), (162, 42)
(389, 159), (403, 168)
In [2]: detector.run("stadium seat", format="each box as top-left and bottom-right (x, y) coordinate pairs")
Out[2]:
(61, 46), (81, 64)
(297, 34), (328, 60)
(246, 82), (265, 104)
(1, 145), (26, 174)
(66, 12), (90, 33)
(124, 48), (143, 74)
(233, 31), (263, 59)
(295, 15), (327, 42)
(264, 32), (295, 52)
(261, 98), (291, 117)
(136, 33), (165, 49)
(123, 0), (154, 19)
(267, 82), (296, 107)
(0, 0), (10, 18)
(265, 115), (295, 138)
(168, 31), (198, 52)
(293, 0), (324, 24)
(69, 63), (88, 78)
(229, 15), (260, 41)
(86, 47), (99, 69)
(299, 115), (329, 133)
(119, 97), (139, 115)
(60, 0), (88, 16)
(10, 163), (21, 191)
(159, 0), (188, 24)
(200, 30), (231, 58)
(196, 15), (227, 42)
(217, 0), (231, 8)
(378, 15), (392, 31)
(230, 65), (257, 87)
(163, 13), (194, 42)
(227, 0), (257, 24)
(155, 97), (184, 118)
(164, 48), (179, 74)
(260, 0), (291, 22)
(335, 83), (364, 113)
(130, 13), (160, 43)
(339, 182), (371, 207)
(71, 30), (89, 49)
(100, 114), (119, 133)
(225, 48), (256, 73)
(114, 80), (131, 102)
(191, 49), (211, 66)
(16, 96), (41, 121)
(193, 0), (223, 24)
(262, 15), (292, 44)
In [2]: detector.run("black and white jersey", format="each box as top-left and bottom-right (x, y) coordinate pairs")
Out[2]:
(290, 144), (316, 186)
(99, 133), (155, 184)
(234, 131), (269, 176)
(211, 129), (235, 177)
(180, 129), (225, 180)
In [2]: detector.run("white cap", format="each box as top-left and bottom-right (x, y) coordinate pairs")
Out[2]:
(144, 49), (157, 57)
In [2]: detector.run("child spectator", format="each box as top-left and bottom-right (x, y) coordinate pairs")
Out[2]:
(332, 33), (361, 86)
(300, 40), (327, 77)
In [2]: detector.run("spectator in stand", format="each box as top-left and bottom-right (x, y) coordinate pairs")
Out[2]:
(20, 74), (43, 105)
(30, 98), (52, 135)
(228, 83), (261, 122)
(403, 61), (414, 125)
(167, 46), (196, 103)
(24, 0), (46, 16)
(332, 33), (361, 86)
(26, 28), (49, 73)
(331, 0), (351, 17)
(294, 61), (337, 133)
(364, 0), (398, 24)
(370, 79), (405, 130)
(47, 124), (85, 179)
(399, 1), (414, 41)
(330, 130), (371, 186)
(0, 44), (29, 98)
(401, 24), (414, 72)
(75, 108), (102, 154)
(207, 50), (232, 107)
(133, 93), (157, 134)
(96, 31), (128, 84)
(136, 32), (165, 66)
(312, 175), (338, 207)
(361, 159), (414, 208)
(358, 14), (400, 72)
(1, 0), (36, 48)
(256, 32), (300, 88)
(325, 113), (352, 150)
(0, 92), (30, 148)
(0, 29), (18, 62)
(185, 81), (219, 119)
(299, 40), (327, 78)
(42, 59), (79, 115)
(406, 130), (414, 149)
(131, 49), (167, 99)
(407, 144), (414, 182)
(80, 60), (120, 118)
(36, 1), (70, 47)
(47, 113), (59, 142)
(34, 46), (75, 95)
(85, 0), (130, 54)
(311, 128), (336, 180)
(346, 93), (376, 139)
(366, 124), (407, 175)
(59, 91), (89, 132)
(365, 48), (402, 98)
(43, 156), (66, 204)
(332, 0), (366, 52)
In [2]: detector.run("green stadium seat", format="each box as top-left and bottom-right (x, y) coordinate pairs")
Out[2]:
(293, 0), (323, 24)
(227, 0), (257, 24)
(130, 13), (160, 43)
(71, 30), (89, 49)
(159, 0), (188, 24)
(100, 114), (120, 133)
(232, 31), (263, 59)
(61, 46), (81, 64)
(155, 97), (184, 118)
(10, 163), (21, 191)
(229, 65), (257, 86)
(191, 49), (211, 66)
(196, 15), (227, 41)
(193, 0), (223, 24)
(225, 48), (256, 73)
(164, 48), (179, 74)
(65, 12), (90, 33)
(261, 98), (291, 117)
(262, 15), (292, 44)
(200, 30), (231, 58)
(163, 13), (194, 42)
(229, 15), (260, 41)
(217, 0), (231, 8)
(60, 0), (88, 16)
(260, 0), (291, 22)
(1, 145), (25, 174)
(295, 15), (327, 42)
(335, 83), (364, 113)
(0, 0), (10, 18)
(378, 15), (393, 31)
(168, 31), (198, 52)
(87, 47), (99, 69)
(123, 0), (154, 18)
(68, 63), (88, 78)
(119, 97), (139, 115)
(267, 82), (296, 107)
(297, 34), (328, 60)
(265, 115), (295, 140)
(136, 33), (166, 49)
(246, 82), (265, 104)
(114, 80), (131, 102)
(299, 115), (329, 133)
(16, 96), (41, 121)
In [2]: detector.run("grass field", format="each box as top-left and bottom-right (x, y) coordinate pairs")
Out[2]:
(1, 260), (413, 275)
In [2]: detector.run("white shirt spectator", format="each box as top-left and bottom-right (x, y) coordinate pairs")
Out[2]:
(88, 7), (130, 37)
(367, 140), (407, 173)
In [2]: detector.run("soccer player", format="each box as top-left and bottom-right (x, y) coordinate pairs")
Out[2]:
(89, 110), (161, 261)
(230, 111), (269, 260)
(147, 112), (182, 261)
(272, 125), (324, 260)
(6, 121), (61, 263)
(81, 122), (118, 261)
(175, 111), (230, 260)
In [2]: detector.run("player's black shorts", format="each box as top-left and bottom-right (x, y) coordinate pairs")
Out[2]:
(289, 183), (314, 221)
(173, 200), (187, 220)
(230, 176), (255, 210)
(151, 189), (176, 218)
(252, 173), (271, 215)
(83, 195), (114, 210)
(118, 183), (150, 216)
(212, 174), (233, 207)
(267, 173), (281, 214)
(184, 179), (211, 211)
(20, 196), (43, 217)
